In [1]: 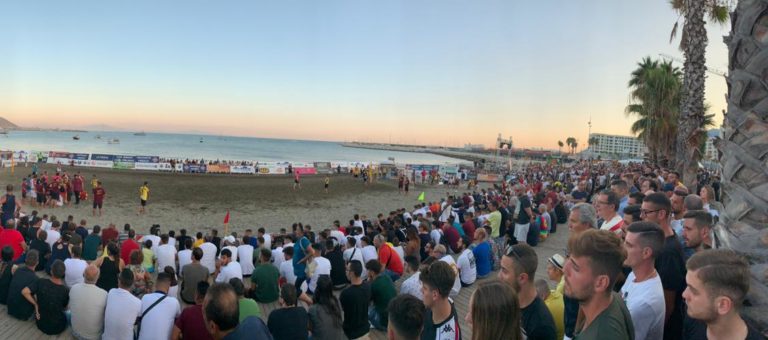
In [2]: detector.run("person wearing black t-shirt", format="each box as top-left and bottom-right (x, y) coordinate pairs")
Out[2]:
(323, 239), (348, 289)
(267, 283), (308, 340)
(514, 186), (534, 245)
(498, 244), (557, 340)
(642, 193), (686, 340)
(22, 259), (69, 335)
(684, 249), (764, 340)
(7, 249), (40, 320)
(29, 230), (51, 272)
(420, 261), (462, 340)
(339, 260), (371, 339)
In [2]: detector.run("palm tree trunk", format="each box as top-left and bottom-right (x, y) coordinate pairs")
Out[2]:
(676, 0), (708, 189)
(719, 0), (768, 332)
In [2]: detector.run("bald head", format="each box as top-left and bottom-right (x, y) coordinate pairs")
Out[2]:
(84, 265), (100, 284)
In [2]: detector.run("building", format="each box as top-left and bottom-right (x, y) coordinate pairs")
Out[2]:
(588, 133), (647, 159)
(703, 129), (722, 161)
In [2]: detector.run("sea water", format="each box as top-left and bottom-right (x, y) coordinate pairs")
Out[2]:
(0, 130), (466, 164)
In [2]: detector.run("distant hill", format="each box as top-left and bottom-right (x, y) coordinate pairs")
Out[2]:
(0, 117), (19, 129)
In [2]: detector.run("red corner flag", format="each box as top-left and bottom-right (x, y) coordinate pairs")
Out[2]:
(223, 211), (230, 225)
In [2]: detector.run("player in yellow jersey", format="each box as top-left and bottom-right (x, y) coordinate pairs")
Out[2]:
(138, 181), (150, 215)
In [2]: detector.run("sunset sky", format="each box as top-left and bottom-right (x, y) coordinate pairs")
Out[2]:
(0, 1), (730, 149)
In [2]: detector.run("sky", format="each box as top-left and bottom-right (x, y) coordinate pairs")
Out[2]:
(0, 1), (731, 149)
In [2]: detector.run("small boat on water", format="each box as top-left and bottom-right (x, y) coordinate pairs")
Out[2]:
(200, 137), (204, 143)
(134, 131), (146, 136)
(73, 135), (80, 140)
(107, 138), (120, 144)
(95, 134), (102, 139)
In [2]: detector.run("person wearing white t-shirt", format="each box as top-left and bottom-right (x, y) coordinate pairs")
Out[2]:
(214, 248), (243, 283)
(237, 240), (255, 276)
(138, 272), (181, 340)
(142, 232), (161, 256)
(343, 237), (368, 278)
(329, 229), (346, 246)
(64, 246), (88, 288)
(104, 269), (141, 340)
(430, 227), (442, 247)
(257, 228), (272, 250)
(69, 265), (108, 340)
(360, 237), (378, 265)
(221, 244), (238, 263)
(45, 226), (61, 249)
(434, 245), (461, 297)
(279, 247), (297, 286)
(306, 243), (331, 293)
(156, 235), (177, 273)
(177, 242), (193, 276)
(597, 191), (624, 236)
(456, 236), (477, 287)
(271, 243), (284, 270)
(199, 239), (217, 273)
(620, 222), (666, 340)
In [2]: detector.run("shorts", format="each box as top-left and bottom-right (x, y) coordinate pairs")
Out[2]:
(140, 199), (147, 206)
(514, 223), (530, 244)
(93, 201), (103, 209)
(36, 195), (45, 204)
(50, 192), (59, 200)
(324, 184), (329, 188)
(294, 179), (299, 184)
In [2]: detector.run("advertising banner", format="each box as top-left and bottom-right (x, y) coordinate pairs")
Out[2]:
(294, 167), (316, 175)
(134, 163), (173, 171)
(91, 154), (116, 161)
(313, 162), (333, 174)
(477, 173), (503, 182)
(183, 164), (207, 173)
(257, 164), (285, 175)
(439, 165), (459, 175)
(134, 155), (161, 163)
(74, 160), (114, 168)
(230, 165), (256, 174)
(407, 164), (440, 172)
(206, 164), (231, 174)
(113, 161), (135, 170)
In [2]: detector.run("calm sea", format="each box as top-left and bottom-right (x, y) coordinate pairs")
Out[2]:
(0, 130), (466, 164)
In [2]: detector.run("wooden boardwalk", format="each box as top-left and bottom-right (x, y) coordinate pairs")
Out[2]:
(0, 224), (570, 340)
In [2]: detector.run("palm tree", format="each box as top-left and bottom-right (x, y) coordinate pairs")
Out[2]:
(626, 58), (683, 165)
(565, 137), (576, 154)
(588, 136), (599, 150)
(557, 140), (564, 153)
(718, 0), (768, 330)
(572, 141), (579, 154)
(669, 0), (730, 189)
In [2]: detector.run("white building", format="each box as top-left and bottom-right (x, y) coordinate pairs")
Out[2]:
(588, 133), (647, 159)
(703, 129), (722, 161)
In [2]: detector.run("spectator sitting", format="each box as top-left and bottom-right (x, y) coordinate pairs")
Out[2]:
(69, 264), (108, 339)
(386, 294), (425, 340)
(173, 280), (213, 340)
(267, 283), (309, 340)
(21, 259), (68, 335)
(7, 249), (40, 320)
(230, 277), (261, 321)
(104, 269), (142, 340)
(249, 248), (279, 303)
(202, 282), (272, 340)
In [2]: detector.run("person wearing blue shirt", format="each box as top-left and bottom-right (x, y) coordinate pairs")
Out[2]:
(471, 228), (492, 278)
(292, 228), (311, 290)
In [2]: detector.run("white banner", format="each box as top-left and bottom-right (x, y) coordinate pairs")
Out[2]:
(230, 165), (256, 174)
(134, 162), (174, 171)
(74, 160), (114, 168)
(47, 157), (72, 165)
(257, 165), (286, 175)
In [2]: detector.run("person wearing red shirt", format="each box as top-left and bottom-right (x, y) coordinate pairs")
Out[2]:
(373, 234), (403, 281)
(101, 223), (119, 247)
(92, 181), (106, 216)
(441, 223), (461, 254)
(0, 220), (27, 260)
(72, 174), (84, 205)
(462, 213), (477, 243)
(120, 230), (139, 265)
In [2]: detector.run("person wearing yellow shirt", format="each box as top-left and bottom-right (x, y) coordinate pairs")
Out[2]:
(138, 181), (150, 215)
(536, 279), (565, 340)
(90, 174), (99, 190)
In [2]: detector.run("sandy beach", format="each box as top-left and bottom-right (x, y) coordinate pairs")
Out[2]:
(0, 164), (476, 235)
